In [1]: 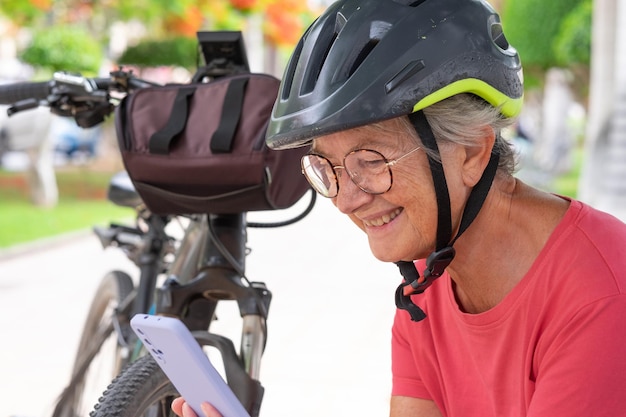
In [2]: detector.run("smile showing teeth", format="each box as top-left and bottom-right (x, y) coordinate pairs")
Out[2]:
(363, 208), (402, 227)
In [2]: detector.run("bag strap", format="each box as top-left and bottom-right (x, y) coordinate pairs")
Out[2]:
(210, 77), (249, 154)
(149, 86), (197, 155)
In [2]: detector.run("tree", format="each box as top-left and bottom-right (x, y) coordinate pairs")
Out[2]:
(117, 37), (198, 69)
(0, 0), (51, 26)
(1, 0), (319, 70)
(501, 0), (591, 90)
(20, 26), (103, 75)
(501, 0), (592, 188)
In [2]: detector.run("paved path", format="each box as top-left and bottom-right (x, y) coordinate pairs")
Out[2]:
(0, 197), (400, 417)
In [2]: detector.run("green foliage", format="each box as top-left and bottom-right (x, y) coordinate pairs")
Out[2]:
(553, 0), (592, 66)
(112, 0), (186, 25)
(0, 1), (46, 26)
(502, 0), (587, 70)
(117, 37), (199, 69)
(20, 26), (103, 75)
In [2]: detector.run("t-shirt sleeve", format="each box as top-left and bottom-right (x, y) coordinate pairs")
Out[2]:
(391, 308), (433, 400)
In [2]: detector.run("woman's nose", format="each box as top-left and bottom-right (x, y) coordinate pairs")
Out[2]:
(333, 170), (372, 214)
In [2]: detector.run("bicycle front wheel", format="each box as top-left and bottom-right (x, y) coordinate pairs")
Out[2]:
(90, 354), (177, 417)
(54, 270), (135, 417)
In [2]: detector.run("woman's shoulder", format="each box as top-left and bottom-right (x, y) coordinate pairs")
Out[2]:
(537, 198), (626, 299)
(562, 199), (626, 259)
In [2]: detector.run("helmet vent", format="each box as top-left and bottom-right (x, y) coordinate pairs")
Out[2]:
(333, 20), (390, 84)
(300, 32), (337, 95)
(385, 60), (426, 93)
(281, 35), (305, 100)
(393, 0), (428, 6)
(490, 22), (510, 51)
(347, 39), (379, 77)
(299, 13), (345, 96)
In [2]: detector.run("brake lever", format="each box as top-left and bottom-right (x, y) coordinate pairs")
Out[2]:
(42, 72), (114, 126)
(7, 98), (41, 116)
(49, 72), (107, 104)
(53, 71), (98, 92)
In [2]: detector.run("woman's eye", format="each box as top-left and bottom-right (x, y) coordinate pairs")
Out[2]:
(360, 158), (386, 171)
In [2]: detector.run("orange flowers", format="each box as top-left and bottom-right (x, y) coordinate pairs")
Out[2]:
(29, 0), (52, 10)
(164, 5), (204, 37)
(230, 0), (261, 13)
(262, 0), (316, 47)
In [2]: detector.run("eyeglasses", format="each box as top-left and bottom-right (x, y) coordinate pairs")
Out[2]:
(301, 147), (421, 198)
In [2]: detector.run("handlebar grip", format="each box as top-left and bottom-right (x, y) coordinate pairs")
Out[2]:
(0, 81), (52, 105)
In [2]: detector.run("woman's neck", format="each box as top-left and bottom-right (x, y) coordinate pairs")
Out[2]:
(446, 178), (569, 313)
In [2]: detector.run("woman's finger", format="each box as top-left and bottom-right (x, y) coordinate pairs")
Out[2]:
(171, 397), (185, 417)
(201, 402), (224, 417)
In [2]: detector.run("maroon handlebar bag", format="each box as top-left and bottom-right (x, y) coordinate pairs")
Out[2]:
(115, 73), (310, 215)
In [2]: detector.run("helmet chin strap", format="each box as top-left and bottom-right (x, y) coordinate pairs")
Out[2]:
(394, 110), (500, 322)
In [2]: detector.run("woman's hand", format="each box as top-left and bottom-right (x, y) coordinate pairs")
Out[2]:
(171, 397), (223, 417)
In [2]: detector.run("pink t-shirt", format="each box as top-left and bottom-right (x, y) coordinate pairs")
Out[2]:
(392, 200), (626, 417)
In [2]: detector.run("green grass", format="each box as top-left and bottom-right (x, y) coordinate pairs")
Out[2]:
(0, 168), (134, 249)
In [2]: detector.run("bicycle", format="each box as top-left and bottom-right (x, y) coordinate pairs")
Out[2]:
(0, 31), (315, 417)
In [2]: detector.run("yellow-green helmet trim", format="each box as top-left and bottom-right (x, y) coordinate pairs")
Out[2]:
(413, 78), (524, 118)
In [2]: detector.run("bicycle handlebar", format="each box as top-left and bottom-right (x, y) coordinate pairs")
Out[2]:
(0, 80), (52, 105)
(1, 67), (317, 224)
(0, 69), (160, 127)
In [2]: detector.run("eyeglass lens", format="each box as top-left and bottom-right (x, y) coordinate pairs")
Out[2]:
(301, 149), (392, 198)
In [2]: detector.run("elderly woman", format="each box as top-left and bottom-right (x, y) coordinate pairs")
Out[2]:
(173, 0), (626, 416)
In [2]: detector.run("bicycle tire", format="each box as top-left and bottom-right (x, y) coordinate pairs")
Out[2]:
(90, 354), (178, 417)
(54, 270), (135, 417)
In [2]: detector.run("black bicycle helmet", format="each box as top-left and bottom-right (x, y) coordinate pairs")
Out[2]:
(266, 0), (523, 150)
(267, 0), (524, 323)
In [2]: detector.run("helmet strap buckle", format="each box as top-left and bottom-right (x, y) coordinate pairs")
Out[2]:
(394, 246), (456, 322)
(424, 246), (456, 279)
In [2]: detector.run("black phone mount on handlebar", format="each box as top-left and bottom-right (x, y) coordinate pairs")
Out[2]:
(192, 31), (250, 82)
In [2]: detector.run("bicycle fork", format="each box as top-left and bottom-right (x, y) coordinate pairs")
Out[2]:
(155, 213), (271, 417)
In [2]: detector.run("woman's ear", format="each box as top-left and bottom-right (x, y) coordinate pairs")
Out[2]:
(462, 127), (496, 187)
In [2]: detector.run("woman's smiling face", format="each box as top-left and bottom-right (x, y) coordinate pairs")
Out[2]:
(310, 118), (442, 263)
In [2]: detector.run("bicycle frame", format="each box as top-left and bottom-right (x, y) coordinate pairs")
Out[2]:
(53, 172), (274, 417)
(156, 211), (269, 414)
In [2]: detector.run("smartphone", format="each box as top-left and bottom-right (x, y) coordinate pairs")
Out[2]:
(130, 314), (251, 417)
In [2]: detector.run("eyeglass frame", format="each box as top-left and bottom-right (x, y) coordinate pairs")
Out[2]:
(301, 146), (421, 198)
